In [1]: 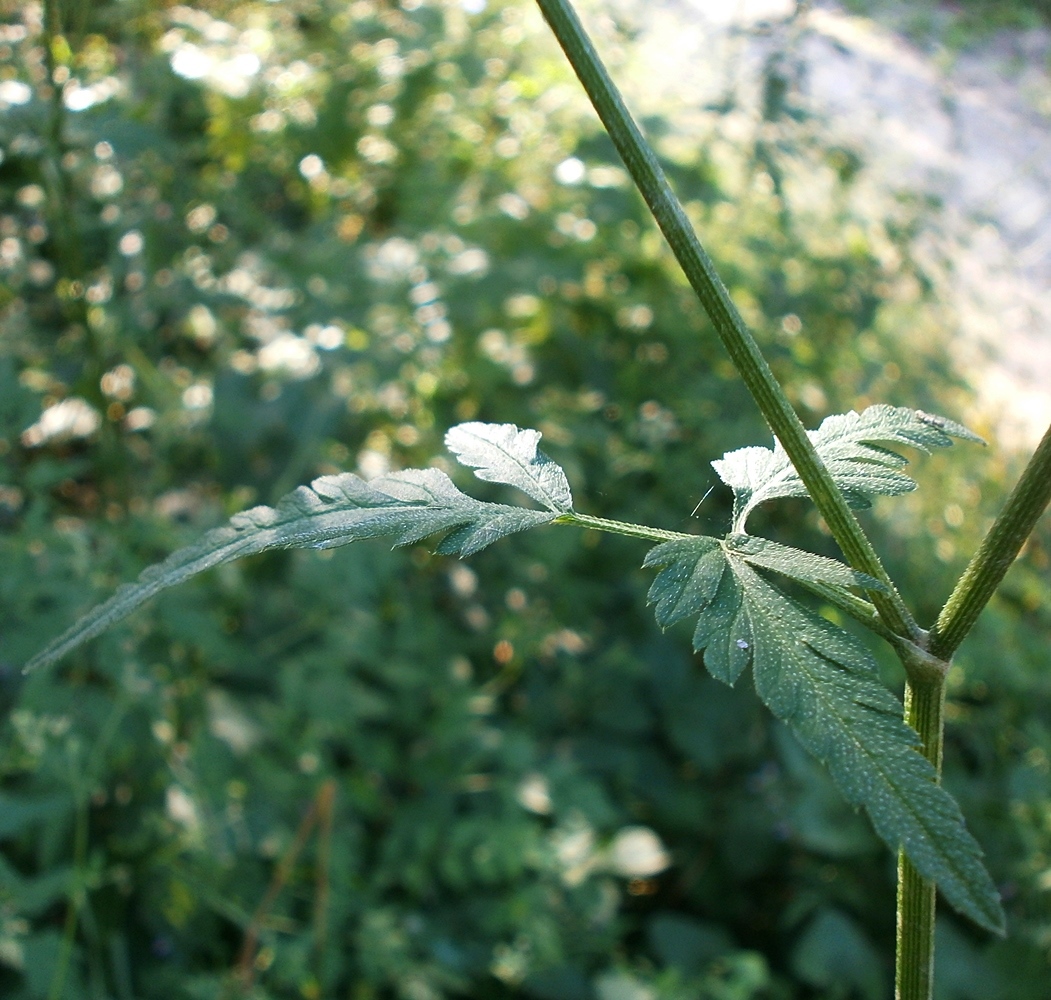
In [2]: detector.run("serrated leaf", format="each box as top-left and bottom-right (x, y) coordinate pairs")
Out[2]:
(25, 468), (553, 672)
(643, 536), (723, 628)
(444, 422), (573, 512)
(712, 405), (984, 531)
(722, 534), (886, 592)
(644, 536), (1005, 933)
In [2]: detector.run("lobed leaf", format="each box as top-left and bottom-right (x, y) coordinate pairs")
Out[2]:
(25, 467), (553, 673)
(644, 535), (1005, 934)
(445, 422), (573, 512)
(712, 405), (984, 531)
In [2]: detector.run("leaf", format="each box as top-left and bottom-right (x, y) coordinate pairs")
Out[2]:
(721, 534), (885, 592)
(711, 405), (984, 531)
(25, 468), (553, 672)
(644, 536), (1005, 934)
(444, 422), (573, 512)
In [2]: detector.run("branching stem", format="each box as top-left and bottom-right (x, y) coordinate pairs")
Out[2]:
(534, 0), (919, 643)
(895, 423), (1051, 998)
(931, 420), (1051, 659)
(532, 6), (1036, 999)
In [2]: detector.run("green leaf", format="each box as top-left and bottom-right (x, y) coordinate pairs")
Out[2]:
(791, 907), (886, 1000)
(644, 535), (1005, 934)
(445, 422), (573, 512)
(711, 405), (984, 531)
(721, 534), (886, 592)
(24, 467), (552, 672)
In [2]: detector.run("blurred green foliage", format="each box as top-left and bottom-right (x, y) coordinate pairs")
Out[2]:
(1, 0), (1049, 997)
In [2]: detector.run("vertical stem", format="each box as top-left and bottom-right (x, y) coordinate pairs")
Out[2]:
(898, 421), (1051, 998)
(895, 677), (946, 1000)
(42, 0), (84, 280)
(533, 0), (919, 642)
(48, 752), (91, 1000)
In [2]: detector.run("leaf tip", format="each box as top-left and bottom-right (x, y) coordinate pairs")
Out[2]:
(914, 409), (986, 447)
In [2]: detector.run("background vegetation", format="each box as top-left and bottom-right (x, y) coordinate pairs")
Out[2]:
(1, 0), (1049, 997)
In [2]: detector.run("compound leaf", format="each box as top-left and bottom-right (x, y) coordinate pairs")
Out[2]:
(712, 405), (984, 531)
(25, 467), (552, 673)
(644, 535), (1005, 934)
(445, 422), (573, 512)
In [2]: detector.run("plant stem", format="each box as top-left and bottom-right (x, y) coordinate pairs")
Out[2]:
(559, 517), (941, 670)
(796, 579), (900, 644)
(533, 0), (919, 644)
(554, 511), (692, 544)
(42, 0), (84, 281)
(930, 420), (1051, 659)
(894, 400), (1051, 1000)
(48, 750), (91, 1000)
(895, 677), (946, 1000)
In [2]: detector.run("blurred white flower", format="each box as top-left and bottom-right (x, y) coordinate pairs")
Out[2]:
(165, 786), (201, 836)
(257, 334), (320, 379)
(186, 304), (218, 344)
(516, 773), (553, 815)
(0, 80), (32, 107)
(552, 818), (598, 886)
(356, 449), (390, 480)
(91, 164), (124, 199)
(124, 407), (156, 432)
(21, 398), (101, 447)
(447, 247), (489, 277)
(607, 826), (671, 877)
(65, 77), (122, 111)
(299, 154), (325, 179)
(365, 238), (419, 282)
(182, 383), (213, 410)
(118, 230), (144, 255)
(555, 156), (586, 185)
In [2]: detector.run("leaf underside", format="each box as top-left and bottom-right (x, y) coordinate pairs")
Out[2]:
(27, 422), (573, 673)
(644, 535), (1005, 934)
(24, 468), (552, 673)
(444, 421), (573, 513)
(712, 404), (984, 532)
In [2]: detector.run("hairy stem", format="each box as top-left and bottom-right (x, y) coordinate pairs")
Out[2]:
(896, 677), (946, 1000)
(534, 0), (919, 643)
(797, 579), (900, 644)
(554, 511), (692, 544)
(897, 393), (1051, 1000)
(931, 420), (1051, 659)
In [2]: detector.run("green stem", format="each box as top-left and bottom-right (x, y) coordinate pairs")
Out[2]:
(560, 518), (942, 676)
(42, 0), (84, 280)
(796, 579), (899, 643)
(889, 419), (1051, 999)
(48, 757), (90, 1000)
(780, 581), (949, 687)
(534, 0), (918, 643)
(931, 420), (1051, 659)
(554, 511), (691, 544)
(895, 677), (946, 1000)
